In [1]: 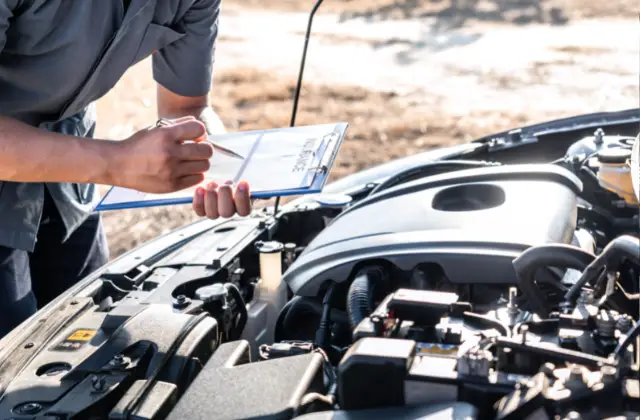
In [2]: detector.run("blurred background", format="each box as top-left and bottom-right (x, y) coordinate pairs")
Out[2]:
(95, 0), (639, 257)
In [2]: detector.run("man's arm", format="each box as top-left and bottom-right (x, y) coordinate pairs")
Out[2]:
(0, 116), (121, 185)
(152, 0), (224, 134)
(0, 2), (118, 184)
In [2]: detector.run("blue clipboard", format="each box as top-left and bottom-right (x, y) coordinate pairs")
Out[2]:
(95, 122), (349, 211)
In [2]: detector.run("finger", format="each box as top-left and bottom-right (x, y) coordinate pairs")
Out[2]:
(193, 187), (206, 217)
(174, 142), (214, 161)
(175, 173), (205, 190)
(172, 116), (197, 124)
(164, 119), (206, 143)
(234, 181), (251, 217)
(204, 182), (219, 219)
(218, 184), (236, 218)
(177, 160), (211, 176)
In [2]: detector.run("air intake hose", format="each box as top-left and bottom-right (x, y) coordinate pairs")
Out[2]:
(565, 235), (640, 305)
(347, 266), (388, 330)
(512, 244), (596, 318)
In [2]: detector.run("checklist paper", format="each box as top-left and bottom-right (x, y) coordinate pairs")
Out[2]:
(95, 122), (348, 211)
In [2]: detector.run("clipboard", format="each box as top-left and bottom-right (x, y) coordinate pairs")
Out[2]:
(95, 122), (349, 211)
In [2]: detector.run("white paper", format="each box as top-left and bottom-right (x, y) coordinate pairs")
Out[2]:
(97, 123), (344, 209)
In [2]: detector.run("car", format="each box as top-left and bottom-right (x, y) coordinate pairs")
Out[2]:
(0, 1), (638, 417)
(0, 106), (637, 420)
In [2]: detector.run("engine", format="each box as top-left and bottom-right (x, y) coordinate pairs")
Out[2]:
(161, 131), (640, 420)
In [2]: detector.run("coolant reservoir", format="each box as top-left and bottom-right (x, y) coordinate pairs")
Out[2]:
(597, 146), (639, 206)
(240, 241), (286, 359)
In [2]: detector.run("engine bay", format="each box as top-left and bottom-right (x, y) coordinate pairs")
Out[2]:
(0, 116), (638, 420)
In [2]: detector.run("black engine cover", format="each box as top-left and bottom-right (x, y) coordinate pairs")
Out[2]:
(283, 164), (583, 296)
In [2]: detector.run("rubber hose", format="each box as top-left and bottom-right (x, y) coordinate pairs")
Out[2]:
(512, 244), (596, 318)
(277, 296), (349, 342)
(316, 283), (336, 348)
(274, 296), (302, 342)
(565, 235), (640, 304)
(346, 266), (386, 330)
(224, 283), (248, 341)
(370, 160), (500, 195)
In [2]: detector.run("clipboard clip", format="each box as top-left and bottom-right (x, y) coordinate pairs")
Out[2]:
(310, 165), (329, 174)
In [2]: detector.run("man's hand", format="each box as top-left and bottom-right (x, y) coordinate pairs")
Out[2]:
(192, 180), (252, 219)
(113, 117), (213, 193)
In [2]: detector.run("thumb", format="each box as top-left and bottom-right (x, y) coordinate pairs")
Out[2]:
(164, 119), (207, 143)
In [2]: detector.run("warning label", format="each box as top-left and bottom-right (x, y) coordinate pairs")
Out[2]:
(66, 329), (96, 342)
(51, 329), (97, 352)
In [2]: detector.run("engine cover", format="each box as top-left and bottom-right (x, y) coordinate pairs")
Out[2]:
(284, 164), (583, 296)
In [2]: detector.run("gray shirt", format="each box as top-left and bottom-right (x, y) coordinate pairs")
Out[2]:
(0, 0), (220, 251)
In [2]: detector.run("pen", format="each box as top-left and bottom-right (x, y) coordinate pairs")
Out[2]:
(155, 118), (245, 160)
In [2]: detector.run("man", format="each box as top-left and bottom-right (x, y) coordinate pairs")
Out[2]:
(0, 0), (251, 337)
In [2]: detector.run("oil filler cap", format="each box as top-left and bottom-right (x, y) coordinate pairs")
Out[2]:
(597, 147), (632, 164)
(196, 283), (228, 303)
(313, 194), (353, 208)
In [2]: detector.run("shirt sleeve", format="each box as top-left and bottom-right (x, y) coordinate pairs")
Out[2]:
(0, 1), (17, 53)
(152, 0), (220, 97)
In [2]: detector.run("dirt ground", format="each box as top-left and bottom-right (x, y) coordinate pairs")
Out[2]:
(96, 0), (637, 258)
(230, 0), (638, 22)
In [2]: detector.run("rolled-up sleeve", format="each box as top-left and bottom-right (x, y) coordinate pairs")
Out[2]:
(0, 1), (16, 53)
(153, 0), (221, 97)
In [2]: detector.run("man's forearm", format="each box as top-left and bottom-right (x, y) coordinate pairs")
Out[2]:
(0, 116), (120, 184)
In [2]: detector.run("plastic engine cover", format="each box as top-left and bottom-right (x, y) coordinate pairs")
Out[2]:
(283, 164), (583, 296)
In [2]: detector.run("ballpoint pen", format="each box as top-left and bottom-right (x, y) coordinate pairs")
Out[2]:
(156, 118), (245, 160)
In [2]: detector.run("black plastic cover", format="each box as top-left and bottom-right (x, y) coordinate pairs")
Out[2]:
(0, 305), (217, 419)
(165, 340), (325, 420)
(338, 337), (415, 410)
(283, 164), (582, 296)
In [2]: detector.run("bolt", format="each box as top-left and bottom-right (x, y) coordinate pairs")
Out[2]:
(520, 325), (529, 344)
(91, 375), (106, 392)
(173, 294), (191, 309)
(14, 402), (42, 415)
(594, 128), (605, 145)
(110, 353), (127, 367)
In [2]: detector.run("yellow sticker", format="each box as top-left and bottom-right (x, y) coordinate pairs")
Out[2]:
(66, 329), (97, 342)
